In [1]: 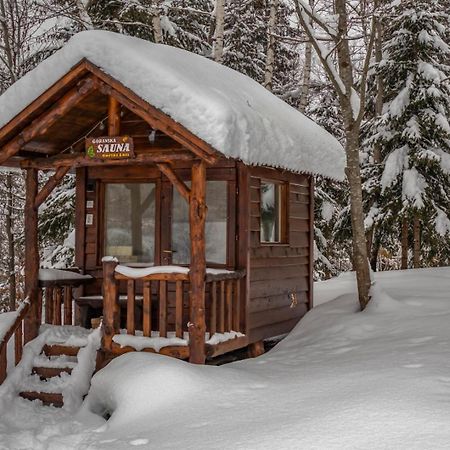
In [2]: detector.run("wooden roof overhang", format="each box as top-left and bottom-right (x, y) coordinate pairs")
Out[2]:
(0, 59), (222, 170)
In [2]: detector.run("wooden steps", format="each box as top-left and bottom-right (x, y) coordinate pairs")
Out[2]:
(19, 391), (64, 407)
(42, 344), (81, 357)
(19, 343), (82, 408)
(31, 366), (73, 379)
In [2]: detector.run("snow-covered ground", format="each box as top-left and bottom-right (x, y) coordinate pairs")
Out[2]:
(1, 267), (450, 449)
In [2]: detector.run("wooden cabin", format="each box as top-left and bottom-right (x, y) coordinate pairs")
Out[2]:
(0, 31), (344, 392)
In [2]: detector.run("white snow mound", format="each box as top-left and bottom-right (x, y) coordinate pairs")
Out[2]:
(0, 30), (345, 180)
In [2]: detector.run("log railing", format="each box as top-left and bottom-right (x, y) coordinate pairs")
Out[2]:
(0, 299), (30, 384)
(0, 271), (93, 384)
(102, 260), (245, 354)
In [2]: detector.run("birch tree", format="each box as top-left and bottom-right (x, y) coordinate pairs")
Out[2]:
(264, 0), (279, 91)
(295, 0), (376, 309)
(212, 0), (225, 62)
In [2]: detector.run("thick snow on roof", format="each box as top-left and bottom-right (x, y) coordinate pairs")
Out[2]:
(0, 30), (345, 180)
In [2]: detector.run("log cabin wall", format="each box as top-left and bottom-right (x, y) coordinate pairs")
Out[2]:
(247, 167), (313, 343)
(74, 157), (243, 333)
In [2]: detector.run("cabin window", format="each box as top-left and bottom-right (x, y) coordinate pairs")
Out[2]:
(172, 180), (228, 265)
(104, 183), (156, 263)
(260, 180), (286, 243)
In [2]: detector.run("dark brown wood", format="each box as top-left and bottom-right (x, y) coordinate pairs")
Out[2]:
(210, 281), (217, 336)
(21, 148), (194, 170)
(127, 280), (135, 335)
(24, 168), (40, 344)
(102, 259), (119, 351)
(75, 168), (87, 275)
(205, 335), (249, 358)
(233, 279), (240, 332)
(0, 61), (89, 148)
(53, 288), (62, 325)
(219, 280), (225, 333)
(157, 162), (191, 202)
(0, 77), (97, 165)
(45, 287), (54, 324)
(143, 281), (152, 337)
(32, 366), (72, 378)
(19, 391), (64, 407)
(108, 96), (121, 136)
(42, 344), (80, 357)
(14, 325), (23, 365)
(225, 280), (233, 331)
(188, 160), (207, 364)
(64, 286), (73, 325)
(0, 344), (6, 384)
(175, 280), (183, 338)
(35, 166), (71, 209)
(308, 176), (314, 310)
(248, 340), (265, 358)
(413, 216), (421, 269)
(110, 342), (189, 360)
(237, 163), (250, 336)
(159, 280), (167, 337)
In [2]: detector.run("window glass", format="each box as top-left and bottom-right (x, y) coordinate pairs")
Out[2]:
(105, 183), (156, 263)
(260, 181), (282, 243)
(172, 180), (228, 265)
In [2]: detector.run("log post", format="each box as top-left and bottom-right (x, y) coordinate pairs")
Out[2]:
(108, 96), (121, 136)
(24, 169), (40, 344)
(102, 259), (119, 352)
(188, 160), (207, 364)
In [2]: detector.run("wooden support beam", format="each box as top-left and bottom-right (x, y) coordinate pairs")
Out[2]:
(102, 259), (119, 351)
(95, 77), (219, 164)
(188, 160), (207, 364)
(156, 162), (191, 202)
(108, 96), (121, 136)
(35, 166), (71, 209)
(0, 77), (97, 166)
(24, 169), (40, 343)
(21, 148), (194, 170)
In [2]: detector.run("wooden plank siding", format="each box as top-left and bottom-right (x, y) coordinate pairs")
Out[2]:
(246, 167), (313, 343)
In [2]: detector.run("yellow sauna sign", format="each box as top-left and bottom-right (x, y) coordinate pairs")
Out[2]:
(85, 136), (134, 159)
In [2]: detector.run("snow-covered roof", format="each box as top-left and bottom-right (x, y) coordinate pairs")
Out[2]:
(0, 30), (345, 180)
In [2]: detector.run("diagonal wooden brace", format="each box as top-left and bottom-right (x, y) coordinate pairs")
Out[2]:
(0, 76), (98, 166)
(157, 162), (191, 202)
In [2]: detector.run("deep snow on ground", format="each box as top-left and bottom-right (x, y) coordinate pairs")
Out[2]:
(2, 267), (450, 449)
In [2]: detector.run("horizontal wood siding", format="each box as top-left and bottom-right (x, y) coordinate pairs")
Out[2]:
(248, 167), (312, 342)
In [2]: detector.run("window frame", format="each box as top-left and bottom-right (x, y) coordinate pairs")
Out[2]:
(99, 178), (162, 265)
(166, 169), (236, 269)
(259, 178), (289, 245)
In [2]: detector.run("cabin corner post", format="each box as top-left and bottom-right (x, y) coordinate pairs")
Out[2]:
(308, 175), (315, 311)
(188, 160), (207, 364)
(102, 259), (119, 352)
(24, 168), (40, 344)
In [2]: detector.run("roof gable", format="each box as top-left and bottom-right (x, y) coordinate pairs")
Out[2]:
(0, 30), (345, 180)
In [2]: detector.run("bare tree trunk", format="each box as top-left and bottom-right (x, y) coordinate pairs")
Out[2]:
(212, 0), (225, 63)
(335, 0), (371, 310)
(264, 0), (279, 91)
(6, 174), (16, 311)
(152, 0), (163, 44)
(298, 0), (314, 112)
(413, 216), (420, 268)
(0, 0), (17, 84)
(401, 218), (408, 270)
